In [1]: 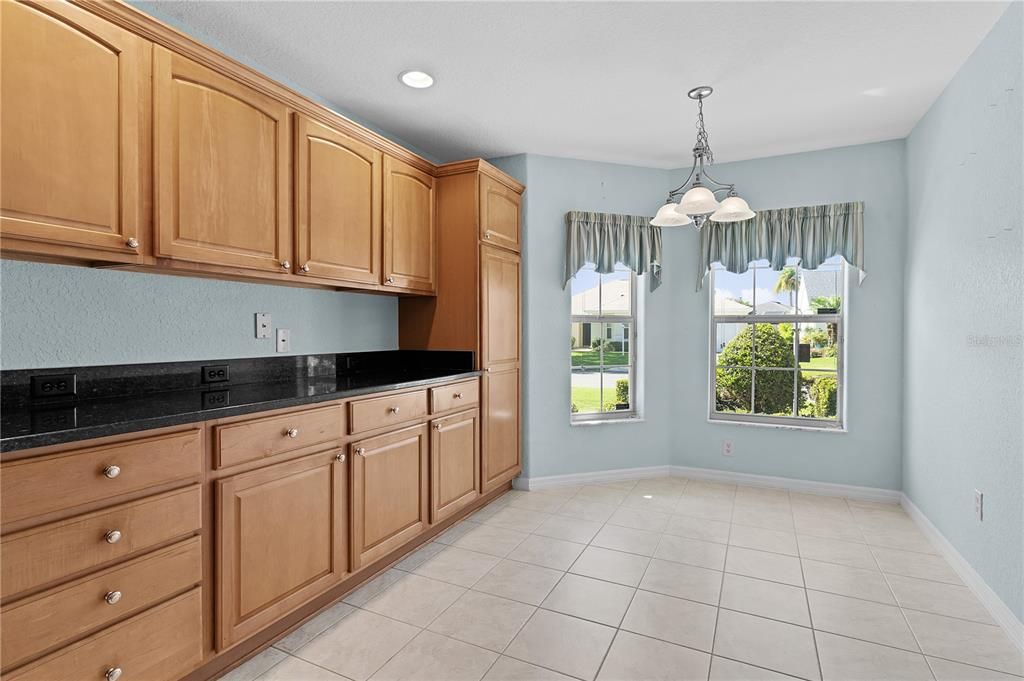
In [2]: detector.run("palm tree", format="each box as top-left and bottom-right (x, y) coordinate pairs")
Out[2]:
(773, 267), (801, 312)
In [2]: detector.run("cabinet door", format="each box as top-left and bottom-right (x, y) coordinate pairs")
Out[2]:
(383, 156), (436, 293)
(351, 424), (429, 569)
(216, 451), (347, 649)
(482, 367), (520, 493)
(481, 246), (521, 369)
(430, 410), (480, 524)
(154, 47), (291, 273)
(479, 175), (521, 252)
(0, 0), (147, 263)
(295, 115), (382, 285)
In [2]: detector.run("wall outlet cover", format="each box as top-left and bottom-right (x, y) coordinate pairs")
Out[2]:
(276, 329), (291, 353)
(722, 440), (734, 456)
(255, 312), (271, 339)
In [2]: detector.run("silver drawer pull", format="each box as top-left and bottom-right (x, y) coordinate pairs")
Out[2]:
(103, 465), (121, 479)
(433, 423), (442, 431)
(454, 392), (463, 399)
(355, 447), (366, 456)
(389, 406), (400, 415)
(285, 428), (299, 438)
(335, 453), (346, 463)
(106, 667), (123, 681)
(104, 530), (122, 544)
(125, 238), (139, 249)
(104, 590), (122, 605)
(281, 260), (291, 270)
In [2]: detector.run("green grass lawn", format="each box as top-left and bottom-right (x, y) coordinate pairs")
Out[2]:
(571, 349), (628, 367)
(799, 356), (837, 371)
(570, 386), (605, 413)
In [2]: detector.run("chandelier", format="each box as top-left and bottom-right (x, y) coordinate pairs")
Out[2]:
(651, 86), (755, 228)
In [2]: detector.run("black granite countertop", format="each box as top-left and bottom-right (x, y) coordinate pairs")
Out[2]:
(1, 351), (477, 454)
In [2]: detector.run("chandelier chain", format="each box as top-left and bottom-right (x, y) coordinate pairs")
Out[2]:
(695, 97), (714, 165)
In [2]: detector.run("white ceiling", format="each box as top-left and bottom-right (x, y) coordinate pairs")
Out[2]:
(134, 1), (1007, 167)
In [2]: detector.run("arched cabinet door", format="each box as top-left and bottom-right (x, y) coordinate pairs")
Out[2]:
(0, 0), (148, 263)
(383, 156), (436, 293)
(294, 115), (382, 286)
(153, 46), (292, 274)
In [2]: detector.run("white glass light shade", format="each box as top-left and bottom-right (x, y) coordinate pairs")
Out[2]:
(675, 186), (720, 216)
(710, 195), (756, 222)
(651, 203), (694, 227)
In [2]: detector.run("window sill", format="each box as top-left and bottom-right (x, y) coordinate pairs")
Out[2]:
(707, 417), (847, 434)
(571, 417), (645, 427)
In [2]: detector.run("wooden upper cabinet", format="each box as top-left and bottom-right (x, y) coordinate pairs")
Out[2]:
(216, 451), (348, 649)
(0, 0), (148, 263)
(154, 47), (292, 273)
(295, 115), (382, 286)
(479, 175), (521, 252)
(481, 245), (521, 369)
(383, 155), (436, 293)
(350, 424), (429, 569)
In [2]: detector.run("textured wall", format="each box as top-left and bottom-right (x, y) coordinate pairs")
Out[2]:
(0, 261), (397, 370)
(492, 141), (908, 488)
(904, 4), (1023, 620)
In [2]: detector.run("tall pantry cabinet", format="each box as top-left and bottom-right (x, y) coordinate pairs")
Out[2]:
(399, 161), (523, 493)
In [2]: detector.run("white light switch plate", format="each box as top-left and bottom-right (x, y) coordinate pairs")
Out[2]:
(276, 329), (291, 353)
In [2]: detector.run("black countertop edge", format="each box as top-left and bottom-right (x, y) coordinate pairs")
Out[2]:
(1, 370), (481, 455)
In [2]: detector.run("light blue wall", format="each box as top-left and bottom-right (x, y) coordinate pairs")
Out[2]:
(904, 4), (1023, 620)
(0, 260), (397, 370)
(494, 142), (907, 487)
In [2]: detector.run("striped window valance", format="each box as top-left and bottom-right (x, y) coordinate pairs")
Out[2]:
(697, 201), (865, 290)
(564, 211), (663, 291)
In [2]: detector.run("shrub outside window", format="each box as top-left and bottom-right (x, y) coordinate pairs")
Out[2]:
(710, 257), (845, 429)
(570, 264), (638, 422)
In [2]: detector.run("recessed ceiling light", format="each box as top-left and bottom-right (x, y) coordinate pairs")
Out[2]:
(399, 70), (434, 89)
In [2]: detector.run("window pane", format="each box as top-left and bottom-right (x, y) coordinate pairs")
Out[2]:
(570, 264), (601, 316)
(713, 267), (754, 315)
(754, 370), (795, 416)
(571, 321), (603, 415)
(753, 266), (798, 315)
(716, 323), (753, 366)
(753, 323), (796, 368)
(799, 371), (839, 419)
(797, 258), (843, 314)
(798, 322), (839, 372)
(600, 268), (632, 316)
(715, 367), (752, 414)
(611, 374), (631, 411)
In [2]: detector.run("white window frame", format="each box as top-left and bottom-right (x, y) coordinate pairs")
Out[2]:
(708, 263), (847, 431)
(570, 267), (639, 423)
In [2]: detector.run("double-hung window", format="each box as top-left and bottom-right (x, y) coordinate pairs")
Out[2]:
(710, 256), (846, 429)
(570, 264), (638, 422)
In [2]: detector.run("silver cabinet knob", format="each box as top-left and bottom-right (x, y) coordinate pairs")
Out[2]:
(281, 260), (291, 270)
(104, 530), (122, 544)
(105, 667), (123, 681)
(433, 423), (442, 431)
(125, 238), (139, 249)
(335, 453), (346, 463)
(104, 590), (122, 605)
(385, 276), (395, 284)
(388, 406), (400, 414)
(355, 447), (366, 456)
(103, 465), (121, 479)
(286, 428), (299, 438)
(484, 232), (491, 239)
(454, 392), (463, 399)
(301, 264), (310, 273)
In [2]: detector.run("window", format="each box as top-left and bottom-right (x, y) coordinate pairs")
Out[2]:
(710, 256), (846, 429)
(570, 264), (638, 422)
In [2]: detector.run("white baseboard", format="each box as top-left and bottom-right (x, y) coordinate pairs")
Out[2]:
(900, 493), (1024, 653)
(515, 463), (900, 503)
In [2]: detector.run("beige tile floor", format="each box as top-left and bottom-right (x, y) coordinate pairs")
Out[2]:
(220, 477), (1023, 681)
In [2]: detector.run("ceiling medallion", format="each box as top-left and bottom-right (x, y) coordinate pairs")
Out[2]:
(651, 86), (755, 228)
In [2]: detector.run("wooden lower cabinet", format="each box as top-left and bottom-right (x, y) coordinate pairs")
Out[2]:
(430, 410), (480, 524)
(482, 367), (521, 493)
(216, 451), (348, 649)
(351, 424), (429, 569)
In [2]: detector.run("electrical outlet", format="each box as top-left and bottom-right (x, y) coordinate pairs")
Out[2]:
(974, 489), (984, 521)
(276, 329), (291, 353)
(30, 373), (77, 398)
(722, 439), (734, 456)
(202, 390), (231, 410)
(201, 365), (229, 384)
(255, 313), (271, 339)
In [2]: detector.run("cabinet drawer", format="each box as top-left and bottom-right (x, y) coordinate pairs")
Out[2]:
(430, 380), (479, 413)
(1, 429), (201, 526)
(2, 537), (201, 671)
(6, 588), (203, 681)
(215, 404), (344, 468)
(349, 390), (428, 434)
(1, 485), (201, 599)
